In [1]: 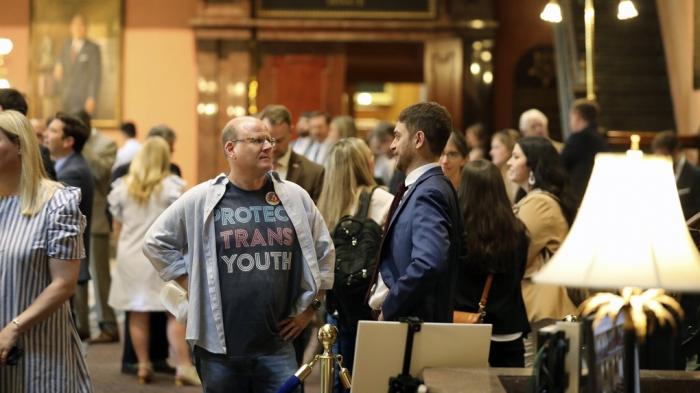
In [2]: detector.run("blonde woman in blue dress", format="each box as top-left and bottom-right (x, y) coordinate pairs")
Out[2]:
(108, 137), (199, 386)
(0, 110), (92, 392)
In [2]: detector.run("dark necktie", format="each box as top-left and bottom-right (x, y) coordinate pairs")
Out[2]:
(366, 182), (408, 304)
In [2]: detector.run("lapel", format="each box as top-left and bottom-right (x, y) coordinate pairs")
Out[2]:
(203, 174), (227, 228)
(385, 166), (443, 234)
(286, 151), (302, 182)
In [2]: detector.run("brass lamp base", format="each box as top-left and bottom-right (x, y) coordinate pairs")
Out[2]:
(580, 287), (684, 340)
(580, 287), (684, 393)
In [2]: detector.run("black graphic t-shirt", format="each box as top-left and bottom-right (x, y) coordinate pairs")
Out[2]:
(214, 177), (301, 357)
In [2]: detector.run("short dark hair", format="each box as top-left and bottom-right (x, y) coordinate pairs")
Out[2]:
(74, 110), (92, 131)
(398, 101), (453, 157)
(571, 99), (600, 125)
(120, 121), (136, 138)
(309, 111), (331, 124)
(651, 130), (679, 153)
(0, 89), (28, 115)
(147, 124), (176, 146)
(54, 112), (90, 153)
(261, 105), (292, 126)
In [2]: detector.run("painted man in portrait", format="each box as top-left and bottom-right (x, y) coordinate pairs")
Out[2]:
(54, 14), (102, 115)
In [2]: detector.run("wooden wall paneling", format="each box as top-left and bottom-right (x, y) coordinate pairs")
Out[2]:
(461, 41), (484, 131)
(217, 40), (251, 165)
(196, 39), (221, 181)
(257, 47), (346, 121)
(345, 42), (423, 84)
(195, 39), (252, 181)
(258, 54), (324, 120)
(424, 38), (464, 131)
(320, 50), (348, 117)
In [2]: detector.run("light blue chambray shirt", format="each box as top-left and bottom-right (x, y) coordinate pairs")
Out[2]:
(143, 172), (335, 355)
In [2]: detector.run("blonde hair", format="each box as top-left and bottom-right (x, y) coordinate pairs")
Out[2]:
(317, 138), (376, 230)
(0, 110), (62, 215)
(125, 137), (171, 204)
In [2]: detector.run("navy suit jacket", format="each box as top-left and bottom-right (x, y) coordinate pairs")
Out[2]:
(379, 166), (462, 322)
(57, 153), (94, 283)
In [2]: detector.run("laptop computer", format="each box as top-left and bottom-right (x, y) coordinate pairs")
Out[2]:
(351, 321), (492, 393)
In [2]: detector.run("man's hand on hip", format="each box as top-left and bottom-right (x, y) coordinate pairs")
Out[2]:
(278, 307), (314, 341)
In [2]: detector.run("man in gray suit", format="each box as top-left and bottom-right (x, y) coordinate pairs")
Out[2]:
(45, 112), (94, 339)
(54, 14), (102, 115)
(77, 110), (119, 343)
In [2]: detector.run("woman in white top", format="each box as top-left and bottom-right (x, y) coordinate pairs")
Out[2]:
(317, 137), (393, 383)
(108, 137), (199, 386)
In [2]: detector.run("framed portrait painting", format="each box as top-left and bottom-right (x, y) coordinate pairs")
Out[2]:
(29, 0), (122, 128)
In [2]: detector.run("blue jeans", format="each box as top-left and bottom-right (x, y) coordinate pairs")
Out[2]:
(194, 344), (300, 393)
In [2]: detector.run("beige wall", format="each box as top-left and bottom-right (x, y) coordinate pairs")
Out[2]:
(0, 1), (29, 91)
(122, 28), (198, 186)
(0, 0), (200, 186)
(657, 0), (700, 136)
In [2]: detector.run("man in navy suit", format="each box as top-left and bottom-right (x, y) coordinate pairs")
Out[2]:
(54, 14), (102, 115)
(376, 102), (462, 323)
(45, 112), (94, 338)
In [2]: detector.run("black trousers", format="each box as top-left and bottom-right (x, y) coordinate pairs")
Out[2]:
(489, 337), (525, 368)
(122, 312), (170, 369)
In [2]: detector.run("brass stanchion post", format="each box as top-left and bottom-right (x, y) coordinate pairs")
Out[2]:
(277, 324), (351, 393)
(318, 324), (337, 393)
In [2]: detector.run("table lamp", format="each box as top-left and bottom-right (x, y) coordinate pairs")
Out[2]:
(533, 136), (700, 393)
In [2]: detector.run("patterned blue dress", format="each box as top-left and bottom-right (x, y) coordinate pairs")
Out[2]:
(0, 187), (92, 392)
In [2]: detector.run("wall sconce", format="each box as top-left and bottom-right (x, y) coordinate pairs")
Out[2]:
(0, 37), (13, 88)
(248, 79), (258, 115)
(196, 102), (218, 116)
(540, 0), (563, 23)
(617, 0), (639, 20)
(469, 40), (494, 85)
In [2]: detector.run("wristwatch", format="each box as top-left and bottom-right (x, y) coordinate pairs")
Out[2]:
(311, 298), (322, 311)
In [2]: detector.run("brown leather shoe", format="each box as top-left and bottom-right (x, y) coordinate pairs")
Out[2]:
(87, 331), (119, 344)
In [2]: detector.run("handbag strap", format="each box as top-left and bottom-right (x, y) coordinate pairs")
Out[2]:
(477, 274), (494, 315)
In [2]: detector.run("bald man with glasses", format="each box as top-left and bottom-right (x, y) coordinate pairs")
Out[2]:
(144, 116), (334, 393)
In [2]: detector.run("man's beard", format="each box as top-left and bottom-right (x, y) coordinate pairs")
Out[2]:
(395, 149), (413, 173)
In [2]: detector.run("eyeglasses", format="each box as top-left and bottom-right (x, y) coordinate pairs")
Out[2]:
(441, 151), (464, 160)
(230, 137), (277, 147)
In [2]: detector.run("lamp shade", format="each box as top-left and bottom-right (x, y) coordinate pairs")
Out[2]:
(533, 151), (700, 291)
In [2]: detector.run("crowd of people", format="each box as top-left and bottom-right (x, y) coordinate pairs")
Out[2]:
(1, 85), (697, 393)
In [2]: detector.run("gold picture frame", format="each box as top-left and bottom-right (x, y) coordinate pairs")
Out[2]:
(29, 0), (123, 128)
(255, 0), (437, 20)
